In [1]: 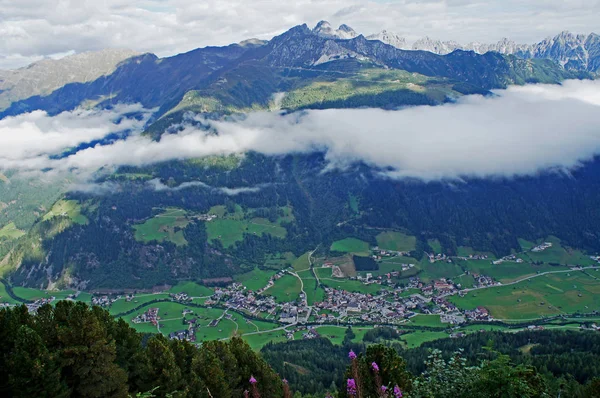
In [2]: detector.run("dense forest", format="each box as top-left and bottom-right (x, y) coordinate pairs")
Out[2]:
(262, 327), (600, 397)
(1, 302), (599, 397)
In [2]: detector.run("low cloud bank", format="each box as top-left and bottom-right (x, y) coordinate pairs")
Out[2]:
(2, 79), (600, 181)
(147, 178), (269, 196)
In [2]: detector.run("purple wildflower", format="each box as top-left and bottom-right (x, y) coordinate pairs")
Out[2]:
(393, 385), (403, 398)
(371, 362), (380, 372)
(282, 378), (288, 384)
(249, 376), (257, 385)
(349, 350), (357, 360)
(347, 378), (358, 396)
(381, 385), (388, 392)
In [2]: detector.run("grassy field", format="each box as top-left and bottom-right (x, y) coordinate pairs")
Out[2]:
(376, 231), (417, 252)
(234, 268), (276, 291)
(363, 256), (418, 277)
(133, 208), (189, 246)
(401, 331), (450, 348)
(168, 281), (213, 297)
(407, 314), (445, 328)
(330, 238), (370, 255)
(297, 272), (326, 305)
(0, 282), (18, 304)
(108, 293), (171, 315)
(264, 252), (296, 270)
(457, 259), (569, 283)
(292, 252), (311, 272)
(206, 214), (286, 248)
(518, 237), (596, 266)
(419, 259), (464, 282)
(319, 278), (387, 294)
(263, 274), (302, 303)
(0, 222), (25, 240)
(450, 271), (600, 320)
(428, 239), (442, 254)
(43, 200), (88, 225)
(244, 331), (288, 350)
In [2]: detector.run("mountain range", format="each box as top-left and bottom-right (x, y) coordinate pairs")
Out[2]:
(0, 22), (598, 290)
(308, 21), (600, 73)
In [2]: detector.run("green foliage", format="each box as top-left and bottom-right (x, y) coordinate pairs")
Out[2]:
(0, 302), (284, 398)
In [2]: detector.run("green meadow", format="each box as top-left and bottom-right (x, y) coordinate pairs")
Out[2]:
(376, 231), (417, 252)
(43, 200), (88, 225)
(450, 271), (600, 320)
(133, 208), (189, 246)
(330, 238), (370, 255)
(206, 205), (287, 248)
(234, 268), (276, 291)
(263, 274), (302, 303)
(0, 222), (25, 240)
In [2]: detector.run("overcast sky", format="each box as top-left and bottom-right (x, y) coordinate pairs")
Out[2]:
(0, 0), (599, 69)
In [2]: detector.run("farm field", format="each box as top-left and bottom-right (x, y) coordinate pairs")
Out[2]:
(244, 330), (288, 350)
(419, 259), (463, 282)
(428, 239), (442, 254)
(234, 268), (276, 291)
(519, 237), (596, 266)
(264, 252), (296, 270)
(407, 314), (445, 328)
(0, 222), (25, 240)
(297, 272), (326, 305)
(292, 252), (311, 272)
(42, 200), (88, 225)
(168, 281), (213, 297)
(263, 274), (302, 303)
(361, 256), (419, 277)
(450, 271), (600, 320)
(108, 293), (171, 315)
(133, 208), (189, 246)
(330, 238), (370, 255)
(401, 331), (450, 348)
(206, 206), (287, 248)
(376, 231), (417, 252)
(457, 259), (570, 283)
(319, 278), (388, 294)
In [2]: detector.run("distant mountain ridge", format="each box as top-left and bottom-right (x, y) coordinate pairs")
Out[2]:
(0, 21), (584, 124)
(306, 20), (600, 73)
(0, 49), (138, 111)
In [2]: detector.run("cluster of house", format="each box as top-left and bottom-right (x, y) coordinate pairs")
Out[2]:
(464, 306), (491, 321)
(426, 253), (451, 263)
(26, 297), (55, 313)
(208, 283), (280, 319)
(133, 307), (160, 326)
(371, 247), (410, 260)
(195, 213), (218, 222)
(279, 301), (310, 324)
(531, 242), (553, 252)
(170, 292), (192, 302)
(457, 254), (489, 261)
(492, 254), (524, 265)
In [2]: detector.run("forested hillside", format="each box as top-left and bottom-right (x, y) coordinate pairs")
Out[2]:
(1, 302), (599, 397)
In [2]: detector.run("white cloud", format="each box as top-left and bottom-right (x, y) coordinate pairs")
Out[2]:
(146, 178), (269, 195)
(3, 79), (600, 181)
(0, 0), (599, 69)
(0, 104), (151, 161)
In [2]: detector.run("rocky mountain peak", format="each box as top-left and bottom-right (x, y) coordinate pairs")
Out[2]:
(313, 21), (358, 39)
(366, 30), (407, 49)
